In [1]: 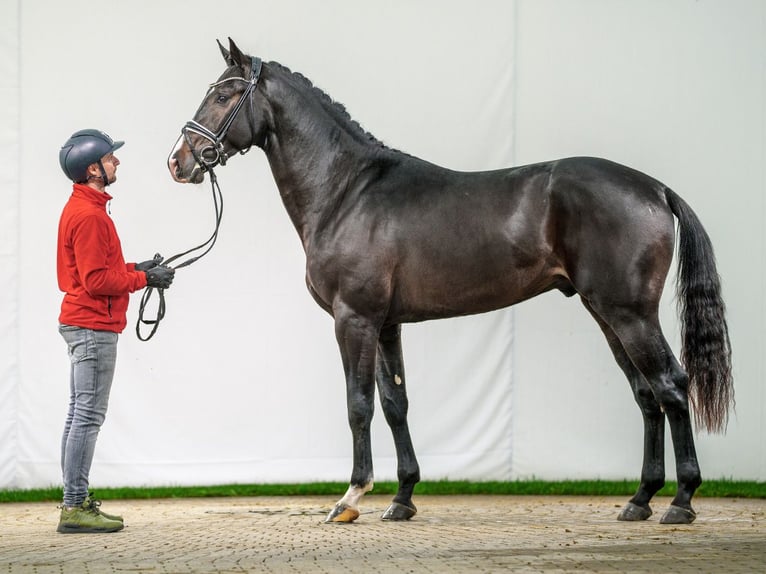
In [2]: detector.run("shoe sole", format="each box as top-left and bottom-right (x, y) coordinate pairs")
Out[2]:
(57, 523), (124, 534)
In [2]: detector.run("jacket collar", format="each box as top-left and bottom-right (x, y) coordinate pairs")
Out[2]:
(72, 183), (113, 207)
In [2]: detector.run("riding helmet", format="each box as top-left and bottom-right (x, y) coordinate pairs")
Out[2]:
(59, 129), (124, 183)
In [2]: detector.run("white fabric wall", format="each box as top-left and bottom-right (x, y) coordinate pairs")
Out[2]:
(510, 0), (766, 481)
(0, 0), (21, 490)
(1, 0), (763, 489)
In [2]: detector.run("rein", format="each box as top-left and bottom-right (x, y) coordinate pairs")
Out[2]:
(135, 168), (223, 341)
(136, 57), (263, 341)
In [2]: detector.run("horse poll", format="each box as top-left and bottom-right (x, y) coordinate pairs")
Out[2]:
(168, 38), (733, 525)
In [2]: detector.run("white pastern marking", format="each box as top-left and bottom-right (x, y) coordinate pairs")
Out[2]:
(338, 481), (374, 509)
(394, 374), (402, 385)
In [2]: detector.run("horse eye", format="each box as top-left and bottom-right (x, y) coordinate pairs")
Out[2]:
(216, 94), (228, 104)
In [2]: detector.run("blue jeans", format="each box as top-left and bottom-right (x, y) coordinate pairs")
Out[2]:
(59, 325), (118, 507)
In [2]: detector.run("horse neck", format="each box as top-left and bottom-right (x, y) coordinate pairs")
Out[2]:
(260, 74), (380, 246)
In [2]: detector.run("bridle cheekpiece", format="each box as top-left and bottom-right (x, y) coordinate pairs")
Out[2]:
(182, 57), (263, 172)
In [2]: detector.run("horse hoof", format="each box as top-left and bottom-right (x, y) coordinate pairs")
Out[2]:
(660, 505), (696, 525)
(381, 501), (417, 521)
(617, 502), (653, 521)
(325, 504), (360, 523)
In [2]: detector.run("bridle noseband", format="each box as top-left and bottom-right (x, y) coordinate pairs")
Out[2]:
(182, 57), (263, 171)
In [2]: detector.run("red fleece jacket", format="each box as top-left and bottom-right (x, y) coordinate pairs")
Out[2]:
(57, 184), (147, 333)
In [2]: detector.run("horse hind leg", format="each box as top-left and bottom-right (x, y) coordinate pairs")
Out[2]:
(590, 301), (701, 524)
(375, 324), (420, 520)
(582, 300), (665, 521)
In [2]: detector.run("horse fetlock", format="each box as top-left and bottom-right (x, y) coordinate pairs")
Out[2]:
(676, 463), (702, 492)
(640, 481), (665, 502)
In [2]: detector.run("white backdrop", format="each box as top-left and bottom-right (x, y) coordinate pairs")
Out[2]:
(1, 0), (764, 490)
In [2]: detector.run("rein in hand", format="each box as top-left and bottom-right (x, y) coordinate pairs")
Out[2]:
(136, 169), (223, 341)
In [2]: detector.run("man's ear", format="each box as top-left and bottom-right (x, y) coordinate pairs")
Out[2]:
(85, 161), (101, 178)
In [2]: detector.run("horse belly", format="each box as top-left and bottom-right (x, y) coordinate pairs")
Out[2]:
(386, 177), (561, 322)
(389, 239), (560, 323)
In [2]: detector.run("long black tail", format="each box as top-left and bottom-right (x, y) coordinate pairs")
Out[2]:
(665, 188), (733, 433)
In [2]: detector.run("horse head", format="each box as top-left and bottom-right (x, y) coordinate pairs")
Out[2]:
(168, 38), (267, 184)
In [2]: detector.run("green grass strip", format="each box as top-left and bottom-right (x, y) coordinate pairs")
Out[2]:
(1, 479), (764, 503)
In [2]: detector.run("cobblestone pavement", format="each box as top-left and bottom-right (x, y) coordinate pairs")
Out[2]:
(1, 495), (764, 573)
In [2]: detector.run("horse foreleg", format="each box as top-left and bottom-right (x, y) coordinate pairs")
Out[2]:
(325, 309), (380, 523)
(583, 299), (666, 521)
(375, 324), (420, 520)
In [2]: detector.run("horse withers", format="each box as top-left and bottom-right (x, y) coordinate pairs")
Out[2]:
(167, 38), (733, 525)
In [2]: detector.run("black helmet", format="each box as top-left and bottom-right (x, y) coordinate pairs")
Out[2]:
(59, 129), (124, 183)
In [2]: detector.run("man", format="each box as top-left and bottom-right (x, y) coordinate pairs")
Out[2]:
(56, 129), (175, 533)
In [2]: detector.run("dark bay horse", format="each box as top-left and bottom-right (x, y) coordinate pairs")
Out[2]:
(168, 38), (733, 525)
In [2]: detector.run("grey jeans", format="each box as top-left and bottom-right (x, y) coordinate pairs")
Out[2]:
(59, 325), (119, 507)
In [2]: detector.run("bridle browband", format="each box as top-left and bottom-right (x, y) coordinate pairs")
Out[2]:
(182, 57), (263, 171)
(137, 57), (263, 342)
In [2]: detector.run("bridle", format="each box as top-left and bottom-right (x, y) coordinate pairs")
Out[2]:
(182, 56), (263, 171)
(137, 57), (263, 342)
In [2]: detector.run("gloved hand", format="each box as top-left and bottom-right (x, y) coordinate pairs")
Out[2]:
(135, 253), (164, 272)
(145, 265), (175, 289)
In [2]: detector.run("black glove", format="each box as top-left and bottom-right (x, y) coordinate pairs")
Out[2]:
(135, 253), (164, 272)
(145, 265), (175, 289)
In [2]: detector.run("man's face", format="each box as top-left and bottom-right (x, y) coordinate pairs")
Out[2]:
(100, 152), (120, 184)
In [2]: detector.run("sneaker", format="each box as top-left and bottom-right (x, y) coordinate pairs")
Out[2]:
(57, 500), (124, 534)
(85, 493), (124, 523)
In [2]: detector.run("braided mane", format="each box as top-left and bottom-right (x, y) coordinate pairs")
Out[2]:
(267, 61), (390, 150)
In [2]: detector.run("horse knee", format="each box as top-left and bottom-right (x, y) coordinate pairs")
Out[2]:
(347, 395), (374, 430)
(380, 393), (409, 426)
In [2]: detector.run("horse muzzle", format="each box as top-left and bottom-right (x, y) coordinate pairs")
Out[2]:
(168, 156), (205, 184)
(168, 135), (206, 184)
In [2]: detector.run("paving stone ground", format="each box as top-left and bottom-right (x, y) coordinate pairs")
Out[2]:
(1, 495), (764, 573)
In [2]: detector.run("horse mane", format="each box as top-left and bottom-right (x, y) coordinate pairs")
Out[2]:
(267, 61), (394, 152)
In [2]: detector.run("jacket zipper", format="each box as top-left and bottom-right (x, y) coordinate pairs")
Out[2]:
(108, 296), (113, 318)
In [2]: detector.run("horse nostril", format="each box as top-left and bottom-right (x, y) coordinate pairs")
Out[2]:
(168, 157), (180, 176)
(167, 157), (190, 183)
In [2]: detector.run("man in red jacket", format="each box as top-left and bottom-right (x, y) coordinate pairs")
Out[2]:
(56, 129), (175, 533)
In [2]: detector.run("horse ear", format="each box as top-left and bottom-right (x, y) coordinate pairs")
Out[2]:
(217, 39), (234, 66)
(227, 37), (247, 67)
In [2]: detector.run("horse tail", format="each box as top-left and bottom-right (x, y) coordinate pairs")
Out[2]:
(665, 187), (733, 433)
